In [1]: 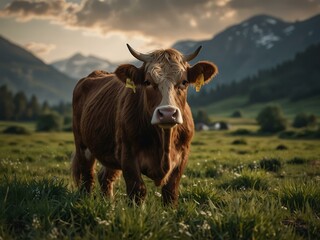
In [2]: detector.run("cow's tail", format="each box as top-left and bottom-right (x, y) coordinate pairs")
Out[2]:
(71, 151), (81, 187)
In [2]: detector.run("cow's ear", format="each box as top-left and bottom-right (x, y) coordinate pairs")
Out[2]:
(188, 61), (218, 90)
(115, 64), (144, 85)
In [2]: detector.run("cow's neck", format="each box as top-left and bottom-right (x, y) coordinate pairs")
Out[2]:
(161, 128), (173, 174)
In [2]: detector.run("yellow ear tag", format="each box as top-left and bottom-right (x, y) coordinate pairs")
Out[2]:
(125, 78), (136, 93)
(195, 74), (204, 92)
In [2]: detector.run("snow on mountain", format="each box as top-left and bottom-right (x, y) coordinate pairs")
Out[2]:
(51, 53), (118, 80)
(227, 15), (285, 49)
(266, 18), (278, 25)
(283, 25), (295, 35)
(173, 14), (320, 87)
(256, 33), (280, 49)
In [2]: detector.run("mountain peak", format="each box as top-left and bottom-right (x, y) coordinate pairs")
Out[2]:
(244, 14), (284, 25)
(70, 53), (85, 60)
(51, 52), (117, 79)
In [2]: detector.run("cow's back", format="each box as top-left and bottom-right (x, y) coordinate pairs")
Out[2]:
(72, 71), (124, 167)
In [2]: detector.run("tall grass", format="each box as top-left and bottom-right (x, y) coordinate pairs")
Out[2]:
(278, 180), (320, 213)
(219, 170), (270, 191)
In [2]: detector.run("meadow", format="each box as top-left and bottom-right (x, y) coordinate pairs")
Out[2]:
(0, 119), (320, 240)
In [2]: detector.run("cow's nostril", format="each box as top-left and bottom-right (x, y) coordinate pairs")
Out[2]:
(158, 109), (163, 116)
(158, 109), (164, 119)
(171, 109), (178, 120)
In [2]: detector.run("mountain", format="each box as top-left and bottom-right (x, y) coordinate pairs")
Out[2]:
(51, 53), (118, 80)
(50, 14), (320, 86)
(0, 36), (75, 104)
(173, 14), (320, 87)
(189, 43), (320, 117)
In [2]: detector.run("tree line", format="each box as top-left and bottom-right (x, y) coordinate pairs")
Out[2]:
(0, 85), (71, 121)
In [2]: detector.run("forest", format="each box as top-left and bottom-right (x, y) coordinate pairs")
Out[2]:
(0, 85), (70, 122)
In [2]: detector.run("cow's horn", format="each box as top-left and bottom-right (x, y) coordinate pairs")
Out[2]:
(183, 46), (202, 62)
(126, 44), (151, 62)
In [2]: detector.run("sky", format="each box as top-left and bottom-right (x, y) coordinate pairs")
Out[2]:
(0, 0), (319, 63)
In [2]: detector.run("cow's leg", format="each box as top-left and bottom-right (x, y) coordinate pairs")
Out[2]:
(81, 148), (96, 193)
(161, 159), (187, 206)
(121, 150), (146, 205)
(123, 172), (146, 205)
(98, 167), (121, 198)
(71, 146), (96, 193)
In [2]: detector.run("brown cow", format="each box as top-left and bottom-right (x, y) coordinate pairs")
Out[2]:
(71, 44), (218, 205)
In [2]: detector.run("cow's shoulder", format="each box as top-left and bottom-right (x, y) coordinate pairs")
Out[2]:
(75, 71), (116, 93)
(73, 71), (119, 109)
(87, 70), (110, 78)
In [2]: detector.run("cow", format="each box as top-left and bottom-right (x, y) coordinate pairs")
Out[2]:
(71, 44), (218, 205)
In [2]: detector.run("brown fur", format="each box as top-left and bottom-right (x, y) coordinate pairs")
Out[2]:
(71, 48), (217, 205)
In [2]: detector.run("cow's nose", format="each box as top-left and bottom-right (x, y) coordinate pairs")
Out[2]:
(158, 107), (178, 121)
(151, 105), (183, 128)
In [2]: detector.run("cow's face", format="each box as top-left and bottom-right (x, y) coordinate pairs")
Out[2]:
(115, 45), (218, 129)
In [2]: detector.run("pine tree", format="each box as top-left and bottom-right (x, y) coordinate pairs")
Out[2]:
(13, 91), (28, 121)
(41, 101), (51, 114)
(26, 95), (41, 120)
(0, 85), (15, 120)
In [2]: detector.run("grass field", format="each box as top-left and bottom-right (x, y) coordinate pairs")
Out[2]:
(195, 95), (320, 118)
(0, 120), (320, 239)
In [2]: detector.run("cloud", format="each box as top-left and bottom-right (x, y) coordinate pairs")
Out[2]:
(63, 0), (237, 44)
(1, 0), (319, 45)
(227, 0), (320, 20)
(0, 0), (77, 21)
(24, 41), (56, 56)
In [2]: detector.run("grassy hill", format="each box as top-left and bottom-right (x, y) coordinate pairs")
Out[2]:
(195, 95), (320, 119)
(190, 43), (320, 118)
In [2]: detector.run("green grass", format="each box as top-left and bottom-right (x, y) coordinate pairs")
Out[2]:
(200, 95), (320, 119)
(1, 120), (320, 239)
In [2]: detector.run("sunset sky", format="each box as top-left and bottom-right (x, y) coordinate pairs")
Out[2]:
(0, 0), (319, 63)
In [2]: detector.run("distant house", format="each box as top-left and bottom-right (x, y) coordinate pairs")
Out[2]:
(212, 121), (230, 130)
(195, 123), (210, 131)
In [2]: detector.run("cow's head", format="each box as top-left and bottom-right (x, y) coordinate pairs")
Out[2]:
(115, 44), (218, 129)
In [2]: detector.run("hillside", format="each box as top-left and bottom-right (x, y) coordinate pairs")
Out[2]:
(190, 43), (320, 117)
(174, 14), (320, 88)
(0, 36), (76, 104)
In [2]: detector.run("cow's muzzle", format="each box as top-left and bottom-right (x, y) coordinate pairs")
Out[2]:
(151, 105), (183, 128)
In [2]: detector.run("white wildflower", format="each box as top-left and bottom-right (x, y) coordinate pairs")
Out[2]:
(49, 227), (59, 239)
(202, 220), (211, 231)
(178, 222), (192, 237)
(154, 191), (162, 198)
(199, 210), (206, 216)
(32, 214), (41, 229)
(234, 172), (241, 177)
(95, 217), (111, 226)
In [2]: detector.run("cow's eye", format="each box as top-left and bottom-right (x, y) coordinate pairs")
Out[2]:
(179, 80), (189, 90)
(144, 80), (151, 86)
